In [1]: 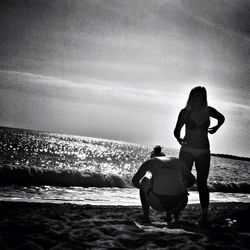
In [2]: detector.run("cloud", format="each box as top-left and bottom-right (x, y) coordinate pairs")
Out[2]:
(1, 0), (249, 97)
(0, 70), (181, 111)
(1, 69), (249, 122)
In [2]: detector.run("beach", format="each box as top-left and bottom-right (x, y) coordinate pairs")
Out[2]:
(0, 201), (249, 249)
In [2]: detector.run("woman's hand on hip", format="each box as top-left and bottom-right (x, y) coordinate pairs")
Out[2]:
(208, 126), (219, 134)
(178, 138), (187, 145)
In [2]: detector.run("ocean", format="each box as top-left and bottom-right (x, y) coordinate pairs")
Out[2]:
(0, 126), (249, 206)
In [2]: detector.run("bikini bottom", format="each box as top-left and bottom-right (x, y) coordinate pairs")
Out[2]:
(181, 146), (210, 158)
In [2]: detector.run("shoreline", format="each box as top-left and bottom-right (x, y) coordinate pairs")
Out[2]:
(0, 201), (249, 249)
(0, 189), (249, 207)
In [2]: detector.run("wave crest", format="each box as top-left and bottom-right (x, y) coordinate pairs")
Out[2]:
(208, 181), (250, 193)
(1, 165), (250, 193)
(0, 165), (127, 188)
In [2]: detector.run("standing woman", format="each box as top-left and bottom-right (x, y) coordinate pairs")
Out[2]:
(174, 86), (225, 225)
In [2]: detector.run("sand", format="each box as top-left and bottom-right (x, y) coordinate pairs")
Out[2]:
(0, 201), (249, 249)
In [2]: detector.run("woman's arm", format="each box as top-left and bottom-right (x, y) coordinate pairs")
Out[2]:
(208, 106), (225, 134)
(174, 109), (187, 145)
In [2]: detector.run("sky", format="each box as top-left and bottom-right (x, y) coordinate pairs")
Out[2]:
(0, 0), (250, 157)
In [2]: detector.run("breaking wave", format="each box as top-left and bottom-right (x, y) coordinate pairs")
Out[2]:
(1, 165), (250, 193)
(208, 181), (250, 194)
(0, 165), (127, 188)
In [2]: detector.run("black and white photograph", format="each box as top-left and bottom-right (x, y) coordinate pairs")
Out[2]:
(0, 0), (249, 249)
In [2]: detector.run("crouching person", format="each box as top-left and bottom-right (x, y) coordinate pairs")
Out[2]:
(132, 148), (195, 223)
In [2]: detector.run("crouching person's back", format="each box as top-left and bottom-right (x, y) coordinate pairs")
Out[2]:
(132, 148), (195, 222)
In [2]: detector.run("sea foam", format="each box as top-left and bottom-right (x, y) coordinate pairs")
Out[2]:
(0, 164), (127, 188)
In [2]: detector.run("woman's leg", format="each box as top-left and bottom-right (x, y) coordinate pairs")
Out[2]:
(195, 152), (211, 210)
(173, 195), (188, 222)
(171, 195), (188, 214)
(160, 195), (188, 223)
(147, 193), (165, 212)
(140, 177), (152, 219)
(179, 149), (194, 171)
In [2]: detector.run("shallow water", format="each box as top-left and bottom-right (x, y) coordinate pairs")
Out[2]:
(0, 186), (249, 206)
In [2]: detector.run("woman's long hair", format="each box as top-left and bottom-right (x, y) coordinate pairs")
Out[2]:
(186, 86), (208, 111)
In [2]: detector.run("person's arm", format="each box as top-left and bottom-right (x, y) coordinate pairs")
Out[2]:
(132, 161), (149, 189)
(174, 109), (187, 145)
(208, 107), (225, 134)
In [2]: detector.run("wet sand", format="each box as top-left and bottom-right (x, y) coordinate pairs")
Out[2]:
(0, 201), (249, 249)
